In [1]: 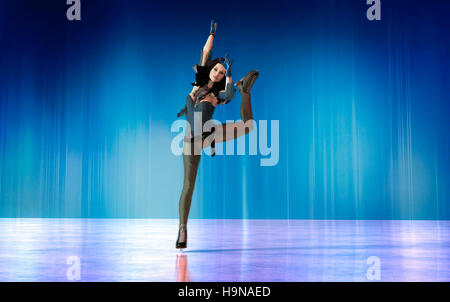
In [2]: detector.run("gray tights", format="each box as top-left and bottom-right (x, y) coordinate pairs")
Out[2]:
(178, 91), (253, 225)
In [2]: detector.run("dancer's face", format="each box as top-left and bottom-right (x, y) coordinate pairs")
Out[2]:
(209, 63), (226, 83)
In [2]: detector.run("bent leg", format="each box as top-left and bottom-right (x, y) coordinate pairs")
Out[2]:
(202, 70), (259, 148)
(207, 91), (255, 145)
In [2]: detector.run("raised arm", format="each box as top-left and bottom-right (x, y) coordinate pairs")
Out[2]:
(217, 54), (236, 104)
(199, 20), (217, 66)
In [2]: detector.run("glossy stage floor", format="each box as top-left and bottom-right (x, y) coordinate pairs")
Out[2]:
(0, 219), (449, 282)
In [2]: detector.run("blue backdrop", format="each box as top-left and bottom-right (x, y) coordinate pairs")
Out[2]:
(0, 0), (449, 219)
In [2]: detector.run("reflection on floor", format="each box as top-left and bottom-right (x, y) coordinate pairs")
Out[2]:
(0, 219), (449, 281)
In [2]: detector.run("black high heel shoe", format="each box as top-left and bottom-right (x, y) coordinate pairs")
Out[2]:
(176, 224), (187, 249)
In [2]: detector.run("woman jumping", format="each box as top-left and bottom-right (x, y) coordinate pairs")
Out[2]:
(175, 20), (259, 249)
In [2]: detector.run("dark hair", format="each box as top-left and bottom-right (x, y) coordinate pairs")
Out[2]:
(191, 57), (226, 96)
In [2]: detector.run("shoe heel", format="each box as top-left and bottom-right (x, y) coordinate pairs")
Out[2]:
(176, 224), (187, 249)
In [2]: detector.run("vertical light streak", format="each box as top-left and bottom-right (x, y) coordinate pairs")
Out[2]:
(387, 11), (395, 218)
(242, 160), (247, 219)
(351, 98), (360, 219)
(405, 44), (414, 219)
(309, 37), (316, 219)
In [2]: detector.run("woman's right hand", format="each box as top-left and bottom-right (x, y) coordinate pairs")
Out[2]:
(210, 20), (218, 37)
(223, 54), (233, 76)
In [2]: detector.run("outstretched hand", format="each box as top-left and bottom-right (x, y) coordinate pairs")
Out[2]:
(210, 20), (218, 37)
(223, 53), (233, 76)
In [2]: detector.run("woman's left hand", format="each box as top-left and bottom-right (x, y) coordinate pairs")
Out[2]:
(210, 20), (218, 37)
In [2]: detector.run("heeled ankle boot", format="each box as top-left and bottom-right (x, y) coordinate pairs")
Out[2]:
(235, 70), (259, 94)
(176, 224), (187, 249)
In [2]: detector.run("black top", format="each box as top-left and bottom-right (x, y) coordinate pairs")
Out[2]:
(177, 49), (221, 156)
